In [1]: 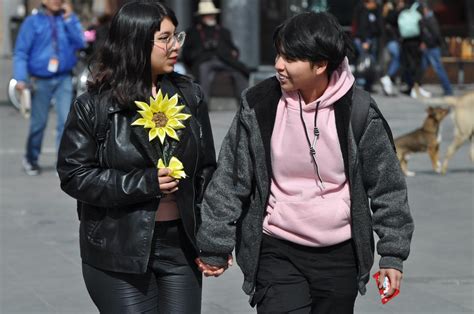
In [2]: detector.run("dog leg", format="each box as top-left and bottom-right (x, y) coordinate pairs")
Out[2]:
(406, 170), (416, 177)
(428, 146), (441, 173)
(441, 134), (469, 174)
(399, 155), (415, 176)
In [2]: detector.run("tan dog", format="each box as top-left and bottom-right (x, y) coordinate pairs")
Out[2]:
(395, 106), (450, 176)
(423, 92), (474, 174)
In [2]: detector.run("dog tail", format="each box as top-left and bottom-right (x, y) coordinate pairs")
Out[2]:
(421, 96), (458, 107)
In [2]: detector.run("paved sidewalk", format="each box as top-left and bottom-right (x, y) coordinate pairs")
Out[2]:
(1, 58), (473, 312)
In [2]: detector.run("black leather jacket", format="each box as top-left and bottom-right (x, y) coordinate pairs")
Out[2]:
(57, 75), (216, 274)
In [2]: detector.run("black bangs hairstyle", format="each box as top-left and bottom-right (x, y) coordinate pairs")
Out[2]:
(88, 1), (178, 108)
(273, 12), (354, 76)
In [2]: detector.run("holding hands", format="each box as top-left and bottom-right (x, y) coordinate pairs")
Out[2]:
(195, 255), (233, 277)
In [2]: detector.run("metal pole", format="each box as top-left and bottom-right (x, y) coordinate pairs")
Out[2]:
(221, 0), (260, 69)
(166, 0), (192, 32)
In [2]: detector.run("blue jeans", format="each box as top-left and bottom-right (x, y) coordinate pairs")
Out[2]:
(26, 74), (73, 164)
(422, 47), (453, 95)
(386, 40), (400, 78)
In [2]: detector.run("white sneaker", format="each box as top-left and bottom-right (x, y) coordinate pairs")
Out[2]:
(22, 158), (40, 176)
(418, 87), (432, 98)
(410, 88), (418, 99)
(380, 75), (394, 96)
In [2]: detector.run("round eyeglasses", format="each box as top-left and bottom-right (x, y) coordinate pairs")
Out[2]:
(152, 31), (186, 52)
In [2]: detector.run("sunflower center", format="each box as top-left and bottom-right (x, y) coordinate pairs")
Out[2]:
(152, 112), (168, 128)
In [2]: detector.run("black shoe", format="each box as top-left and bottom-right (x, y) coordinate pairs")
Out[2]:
(22, 158), (40, 176)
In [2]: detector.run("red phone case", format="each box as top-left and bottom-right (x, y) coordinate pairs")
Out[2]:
(372, 272), (400, 304)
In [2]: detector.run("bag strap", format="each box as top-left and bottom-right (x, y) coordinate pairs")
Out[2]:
(351, 86), (371, 146)
(351, 86), (396, 150)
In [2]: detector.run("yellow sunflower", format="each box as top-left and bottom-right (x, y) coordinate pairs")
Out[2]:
(158, 157), (187, 179)
(131, 89), (191, 143)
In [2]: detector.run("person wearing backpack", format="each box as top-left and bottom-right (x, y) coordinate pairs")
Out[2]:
(420, 4), (453, 96)
(195, 12), (414, 313)
(398, 0), (432, 98)
(57, 2), (216, 312)
(352, 0), (384, 92)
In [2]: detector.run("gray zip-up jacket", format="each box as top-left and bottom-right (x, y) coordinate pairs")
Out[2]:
(197, 77), (414, 297)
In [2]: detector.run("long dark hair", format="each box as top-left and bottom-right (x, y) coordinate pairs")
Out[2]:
(88, 1), (178, 108)
(273, 12), (354, 76)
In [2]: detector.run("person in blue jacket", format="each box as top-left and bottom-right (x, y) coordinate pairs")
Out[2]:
(14, 0), (84, 175)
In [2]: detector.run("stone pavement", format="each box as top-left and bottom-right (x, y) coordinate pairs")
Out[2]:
(0, 54), (473, 313)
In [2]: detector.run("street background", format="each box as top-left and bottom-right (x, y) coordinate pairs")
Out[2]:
(0, 53), (473, 313)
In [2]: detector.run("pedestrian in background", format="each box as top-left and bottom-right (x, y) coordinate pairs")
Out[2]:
(57, 1), (216, 312)
(398, 0), (432, 98)
(13, 0), (84, 175)
(182, 0), (249, 103)
(420, 3), (454, 96)
(196, 12), (414, 314)
(379, 0), (404, 96)
(352, 0), (384, 92)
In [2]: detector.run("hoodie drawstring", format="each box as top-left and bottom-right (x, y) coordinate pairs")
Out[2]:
(298, 93), (325, 190)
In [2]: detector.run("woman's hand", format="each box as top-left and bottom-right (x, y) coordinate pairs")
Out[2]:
(158, 168), (179, 194)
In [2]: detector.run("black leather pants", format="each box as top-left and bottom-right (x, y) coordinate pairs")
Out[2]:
(82, 220), (202, 313)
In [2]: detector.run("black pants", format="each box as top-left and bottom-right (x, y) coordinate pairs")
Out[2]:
(82, 220), (202, 313)
(401, 37), (423, 88)
(253, 234), (358, 314)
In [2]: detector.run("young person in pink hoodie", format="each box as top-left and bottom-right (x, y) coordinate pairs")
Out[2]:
(196, 12), (414, 313)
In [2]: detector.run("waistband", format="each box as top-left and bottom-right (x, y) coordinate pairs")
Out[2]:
(262, 233), (353, 253)
(154, 219), (181, 229)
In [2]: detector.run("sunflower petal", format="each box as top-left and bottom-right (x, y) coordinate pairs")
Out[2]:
(134, 101), (150, 111)
(131, 118), (147, 126)
(156, 89), (163, 103)
(166, 105), (185, 117)
(167, 119), (185, 129)
(165, 127), (180, 141)
(150, 95), (160, 112)
(168, 156), (184, 170)
(157, 158), (165, 169)
(170, 170), (187, 179)
(144, 120), (155, 128)
(138, 110), (153, 119)
(173, 113), (191, 121)
(157, 127), (166, 144)
(148, 128), (159, 141)
(168, 94), (179, 107)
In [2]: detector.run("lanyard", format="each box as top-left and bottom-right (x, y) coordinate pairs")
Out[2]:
(48, 15), (59, 56)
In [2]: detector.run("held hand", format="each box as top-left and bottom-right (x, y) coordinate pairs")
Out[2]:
(378, 268), (402, 297)
(158, 168), (179, 194)
(362, 42), (370, 51)
(194, 255), (233, 277)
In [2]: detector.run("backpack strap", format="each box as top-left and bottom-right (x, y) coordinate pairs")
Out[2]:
(351, 86), (371, 146)
(351, 86), (396, 150)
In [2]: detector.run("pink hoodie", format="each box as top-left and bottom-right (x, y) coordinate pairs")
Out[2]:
(262, 58), (355, 247)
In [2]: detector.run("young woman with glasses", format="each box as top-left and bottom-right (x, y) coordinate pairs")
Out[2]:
(57, 1), (216, 312)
